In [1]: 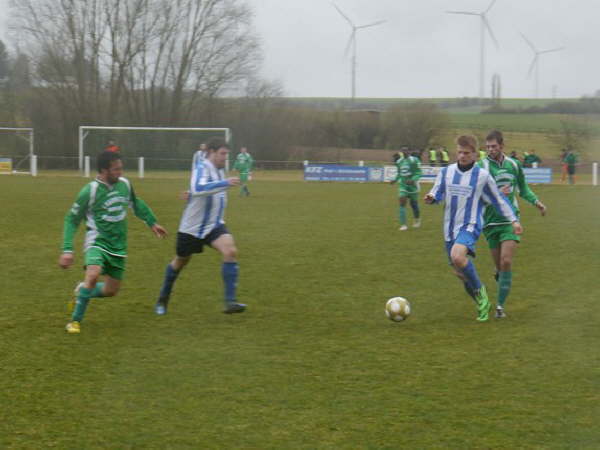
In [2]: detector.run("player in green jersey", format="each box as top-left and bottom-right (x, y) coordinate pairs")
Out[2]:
(479, 130), (546, 318)
(59, 151), (167, 333)
(390, 149), (422, 231)
(564, 149), (578, 185)
(233, 147), (254, 196)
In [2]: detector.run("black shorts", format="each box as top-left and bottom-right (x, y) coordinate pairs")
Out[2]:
(176, 225), (230, 257)
(567, 166), (576, 175)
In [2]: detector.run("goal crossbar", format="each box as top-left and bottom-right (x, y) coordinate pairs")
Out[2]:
(78, 126), (231, 170)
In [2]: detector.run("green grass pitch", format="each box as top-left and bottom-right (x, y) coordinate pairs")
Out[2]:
(1, 173), (599, 448)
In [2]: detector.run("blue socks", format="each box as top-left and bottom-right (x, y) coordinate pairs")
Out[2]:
(461, 260), (482, 291)
(159, 263), (180, 299)
(463, 281), (476, 301)
(89, 282), (105, 298)
(222, 262), (239, 302)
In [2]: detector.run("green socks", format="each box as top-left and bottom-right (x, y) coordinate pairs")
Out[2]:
(399, 206), (407, 225)
(71, 282), (106, 322)
(497, 271), (512, 307)
(89, 282), (106, 298)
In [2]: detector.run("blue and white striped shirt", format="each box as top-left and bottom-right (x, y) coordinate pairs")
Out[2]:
(428, 163), (516, 242)
(179, 158), (229, 239)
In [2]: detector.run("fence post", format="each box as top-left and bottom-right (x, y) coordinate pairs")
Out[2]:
(31, 155), (37, 177)
(138, 157), (145, 179)
(358, 160), (364, 167)
(593, 162), (598, 186)
(84, 156), (90, 177)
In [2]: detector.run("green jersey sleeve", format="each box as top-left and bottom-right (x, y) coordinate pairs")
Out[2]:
(516, 164), (538, 206)
(411, 158), (422, 182)
(62, 184), (91, 253)
(129, 184), (157, 227)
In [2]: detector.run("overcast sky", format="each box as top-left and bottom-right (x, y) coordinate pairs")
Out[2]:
(1, 0), (598, 99)
(247, 0), (599, 98)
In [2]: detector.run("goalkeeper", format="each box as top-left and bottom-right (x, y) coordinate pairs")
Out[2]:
(233, 147), (254, 196)
(390, 149), (422, 230)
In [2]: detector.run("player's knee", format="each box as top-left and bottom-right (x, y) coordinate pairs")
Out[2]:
(500, 256), (512, 271)
(223, 246), (237, 261)
(451, 254), (467, 268)
(172, 257), (190, 271)
(103, 287), (118, 297)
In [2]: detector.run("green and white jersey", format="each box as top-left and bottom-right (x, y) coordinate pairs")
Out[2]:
(62, 177), (157, 257)
(564, 152), (577, 167)
(478, 155), (538, 227)
(233, 152), (254, 174)
(395, 156), (422, 190)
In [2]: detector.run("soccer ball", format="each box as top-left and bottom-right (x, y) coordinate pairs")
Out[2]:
(385, 297), (411, 322)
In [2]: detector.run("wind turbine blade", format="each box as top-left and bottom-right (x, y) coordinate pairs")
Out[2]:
(446, 10), (479, 15)
(356, 20), (386, 29)
(527, 56), (537, 78)
(332, 3), (354, 27)
(483, 17), (499, 49)
(540, 47), (565, 54)
(519, 32), (537, 52)
(484, 0), (498, 14)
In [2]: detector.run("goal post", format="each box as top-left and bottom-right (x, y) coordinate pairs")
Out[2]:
(78, 126), (232, 174)
(0, 127), (34, 174)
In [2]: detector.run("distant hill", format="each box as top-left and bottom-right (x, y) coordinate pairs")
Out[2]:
(281, 97), (580, 113)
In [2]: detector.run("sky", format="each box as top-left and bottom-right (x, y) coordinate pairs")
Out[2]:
(246, 0), (599, 99)
(1, 0), (598, 99)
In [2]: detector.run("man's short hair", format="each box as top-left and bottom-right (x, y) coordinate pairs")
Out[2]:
(486, 129), (504, 145)
(456, 135), (479, 152)
(205, 138), (229, 152)
(97, 151), (121, 172)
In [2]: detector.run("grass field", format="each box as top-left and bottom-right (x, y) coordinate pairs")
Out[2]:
(1, 174), (599, 448)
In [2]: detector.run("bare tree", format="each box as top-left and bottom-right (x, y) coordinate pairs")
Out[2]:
(9, 0), (262, 154)
(383, 102), (449, 150)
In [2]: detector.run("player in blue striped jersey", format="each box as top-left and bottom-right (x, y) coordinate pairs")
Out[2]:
(155, 139), (246, 315)
(425, 135), (523, 322)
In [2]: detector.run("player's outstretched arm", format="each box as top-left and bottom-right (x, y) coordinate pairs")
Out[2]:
(61, 185), (90, 265)
(425, 169), (446, 204)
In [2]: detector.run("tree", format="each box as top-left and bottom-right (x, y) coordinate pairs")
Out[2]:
(0, 40), (9, 81)
(382, 102), (449, 150)
(551, 117), (593, 159)
(9, 0), (263, 155)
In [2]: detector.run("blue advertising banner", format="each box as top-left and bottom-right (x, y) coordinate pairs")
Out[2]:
(304, 165), (384, 182)
(523, 168), (552, 184)
(304, 164), (553, 184)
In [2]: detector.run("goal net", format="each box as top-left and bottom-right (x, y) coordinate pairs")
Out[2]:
(0, 127), (34, 174)
(78, 126), (231, 176)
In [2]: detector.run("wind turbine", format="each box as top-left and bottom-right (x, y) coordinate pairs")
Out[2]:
(446, 0), (500, 98)
(520, 32), (565, 98)
(332, 3), (385, 102)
